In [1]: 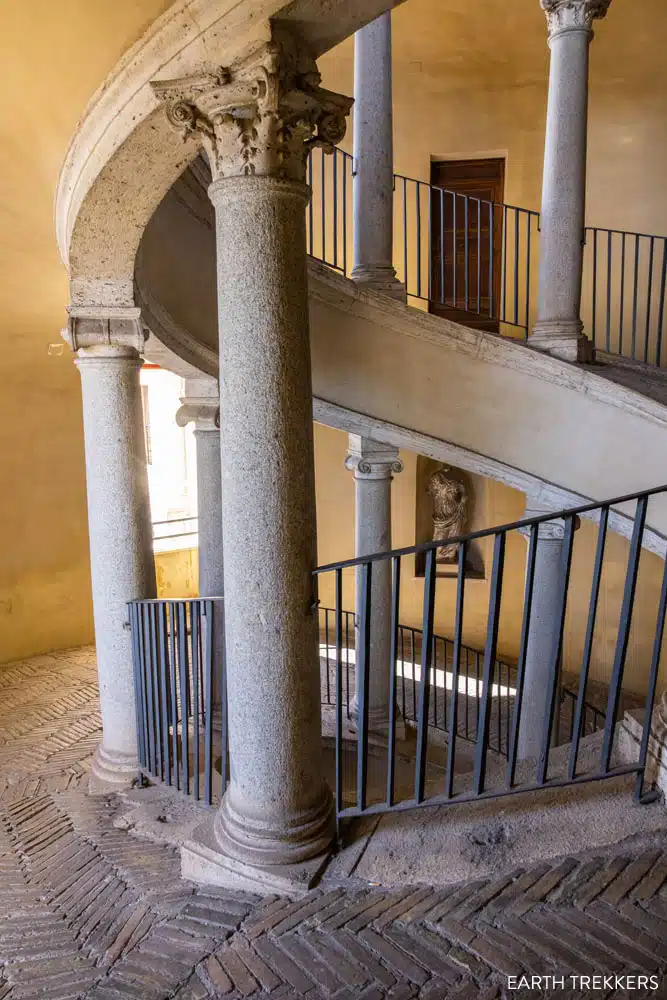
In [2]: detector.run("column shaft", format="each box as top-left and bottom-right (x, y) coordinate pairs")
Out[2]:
(517, 521), (565, 760)
(77, 344), (156, 789)
(352, 13), (403, 297)
(530, 0), (611, 362)
(211, 176), (333, 866)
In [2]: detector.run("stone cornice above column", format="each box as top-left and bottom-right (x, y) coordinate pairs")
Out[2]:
(150, 31), (353, 184)
(176, 376), (220, 433)
(345, 435), (403, 480)
(541, 0), (612, 39)
(62, 306), (146, 357)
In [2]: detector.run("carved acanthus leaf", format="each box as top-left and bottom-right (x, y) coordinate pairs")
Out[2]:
(151, 35), (352, 183)
(540, 0), (612, 35)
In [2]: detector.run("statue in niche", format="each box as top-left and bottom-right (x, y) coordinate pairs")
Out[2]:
(427, 468), (468, 563)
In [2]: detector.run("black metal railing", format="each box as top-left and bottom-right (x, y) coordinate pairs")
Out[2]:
(584, 227), (667, 366)
(129, 597), (227, 805)
(152, 516), (198, 543)
(314, 485), (667, 822)
(307, 147), (667, 366)
(318, 609), (605, 759)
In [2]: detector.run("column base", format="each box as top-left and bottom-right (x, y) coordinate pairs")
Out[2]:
(349, 701), (406, 741)
(212, 784), (334, 868)
(351, 265), (407, 302)
(88, 743), (140, 795)
(181, 817), (331, 897)
(528, 319), (595, 363)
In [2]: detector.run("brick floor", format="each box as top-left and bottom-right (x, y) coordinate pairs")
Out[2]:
(1, 647), (667, 999)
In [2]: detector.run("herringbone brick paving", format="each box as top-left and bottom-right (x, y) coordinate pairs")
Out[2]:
(1, 648), (667, 998)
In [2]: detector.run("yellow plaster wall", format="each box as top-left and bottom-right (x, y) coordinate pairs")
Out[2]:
(155, 548), (199, 600)
(0, 0), (176, 664)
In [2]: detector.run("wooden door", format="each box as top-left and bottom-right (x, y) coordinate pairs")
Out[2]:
(430, 158), (505, 333)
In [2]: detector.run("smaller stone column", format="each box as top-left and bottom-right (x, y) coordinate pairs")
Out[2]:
(345, 436), (403, 731)
(517, 511), (567, 760)
(352, 13), (405, 299)
(176, 376), (225, 724)
(529, 0), (611, 362)
(64, 308), (156, 791)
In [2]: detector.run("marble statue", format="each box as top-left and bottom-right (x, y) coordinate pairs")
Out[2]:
(427, 468), (468, 562)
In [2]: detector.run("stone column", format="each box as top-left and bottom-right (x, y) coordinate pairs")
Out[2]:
(517, 511), (567, 760)
(176, 376), (225, 722)
(345, 437), (403, 731)
(153, 37), (353, 878)
(63, 309), (156, 791)
(529, 0), (611, 363)
(351, 13), (405, 299)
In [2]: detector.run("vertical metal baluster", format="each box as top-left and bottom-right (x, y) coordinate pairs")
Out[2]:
(343, 155), (348, 276)
(601, 496), (649, 773)
(464, 196), (469, 311)
(431, 635), (437, 727)
(632, 235), (640, 360)
(513, 209), (520, 327)
(136, 604), (150, 771)
(415, 549), (437, 804)
(416, 183), (422, 299)
(619, 232), (626, 356)
(445, 542), (466, 798)
(169, 603), (179, 789)
(400, 627), (406, 719)
(321, 149), (326, 263)
(477, 199), (481, 314)
(308, 153), (314, 255)
(157, 603), (170, 784)
(496, 656), (501, 754)
(645, 236), (655, 365)
(191, 602), (200, 801)
(178, 602), (190, 795)
(386, 557), (401, 807)
(411, 628), (416, 720)
(453, 193), (457, 308)
(151, 603), (164, 778)
(357, 562), (372, 812)
(501, 205), (508, 323)
(129, 604), (145, 770)
(427, 183), (432, 302)
(465, 648), (470, 739)
(440, 188), (445, 305)
(525, 212), (532, 336)
(142, 604), (156, 775)
(334, 570), (344, 830)
(333, 149), (338, 268)
(473, 533), (506, 795)
(489, 202), (495, 320)
(536, 517), (576, 786)
(569, 506), (608, 780)
(403, 178), (408, 292)
(656, 239), (667, 367)
(591, 228), (598, 347)
(325, 608), (331, 704)
(219, 601), (229, 800)
(606, 230), (613, 353)
(636, 550), (667, 801)
(202, 600), (214, 806)
(345, 610), (351, 719)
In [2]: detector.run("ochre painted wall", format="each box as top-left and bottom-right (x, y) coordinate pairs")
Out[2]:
(155, 548), (199, 600)
(0, 1), (175, 665)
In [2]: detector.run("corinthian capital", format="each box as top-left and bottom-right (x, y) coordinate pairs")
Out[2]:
(151, 30), (353, 184)
(541, 0), (611, 36)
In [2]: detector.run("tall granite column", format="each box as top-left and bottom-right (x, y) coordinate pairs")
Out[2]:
(529, 0), (611, 362)
(345, 436), (403, 731)
(64, 309), (156, 791)
(517, 511), (566, 760)
(352, 12), (404, 298)
(153, 39), (352, 873)
(176, 376), (225, 723)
